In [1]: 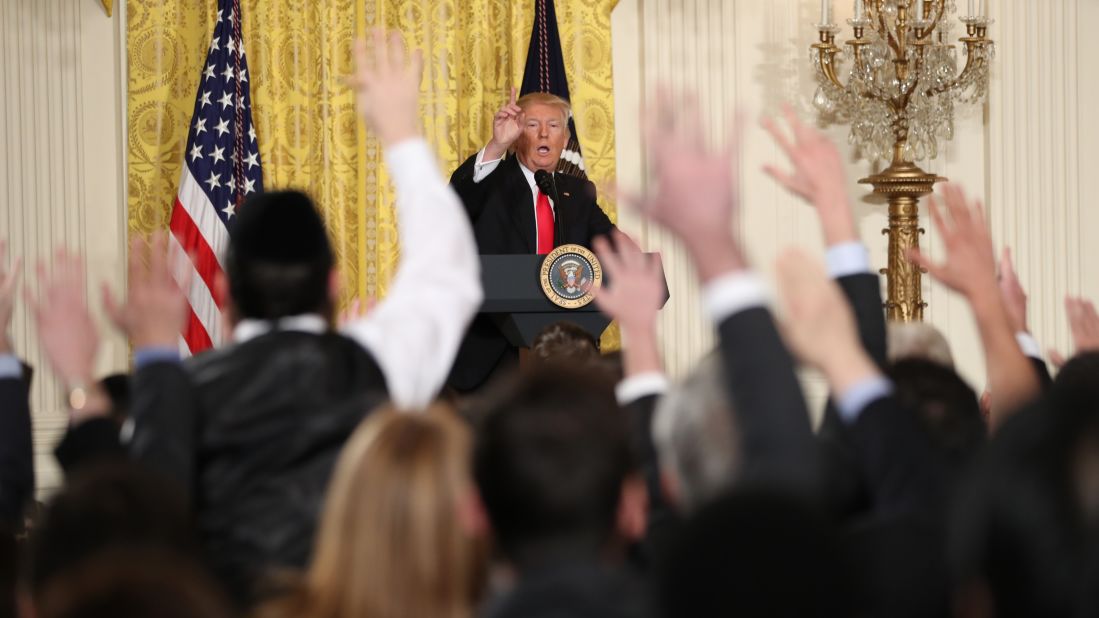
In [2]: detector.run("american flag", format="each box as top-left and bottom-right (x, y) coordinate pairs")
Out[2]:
(170, 0), (262, 355)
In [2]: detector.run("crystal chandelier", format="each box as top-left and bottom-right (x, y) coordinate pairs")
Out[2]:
(809, 0), (995, 321)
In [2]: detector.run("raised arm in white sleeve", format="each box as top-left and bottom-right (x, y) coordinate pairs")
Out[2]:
(342, 138), (482, 409)
(471, 146), (504, 183)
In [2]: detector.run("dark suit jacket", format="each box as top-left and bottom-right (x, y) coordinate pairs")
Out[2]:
(0, 375), (34, 530)
(448, 152), (616, 391)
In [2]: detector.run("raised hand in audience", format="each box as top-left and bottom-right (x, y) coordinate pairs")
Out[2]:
(27, 250), (110, 421)
(348, 28), (423, 147)
(776, 249), (881, 393)
(762, 105), (857, 245)
(1049, 296), (1099, 367)
(998, 247), (1029, 334)
(621, 90), (745, 280)
(103, 232), (189, 349)
(0, 241), (21, 355)
(908, 185), (1039, 426)
(594, 230), (664, 376)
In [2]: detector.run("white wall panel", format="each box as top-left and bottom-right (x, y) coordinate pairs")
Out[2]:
(0, 0), (128, 497)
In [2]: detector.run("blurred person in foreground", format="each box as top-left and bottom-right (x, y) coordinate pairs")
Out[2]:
(472, 365), (650, 618)
(28, 28), (482, 606)
(258, 406), (486, 618)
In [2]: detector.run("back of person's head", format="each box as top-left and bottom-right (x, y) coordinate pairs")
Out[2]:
(888, 321), (955, 367)
(530, 321), (599, 366)
(23, 463), (196, 603)
(35, 549), (232, 618)
(658, 489), (850, 618)
(888, 358), (985, 468)
(97, 373), (131, 420)
(473, 366), (637, 569)
(225, 190), (334, 321)
(265, 405), (484, 618)
(653, 351), (739, 513)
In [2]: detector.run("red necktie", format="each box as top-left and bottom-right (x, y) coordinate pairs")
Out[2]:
(536, 190), (555, 254)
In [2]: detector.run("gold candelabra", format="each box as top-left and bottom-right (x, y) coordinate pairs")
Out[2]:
(811, 0), (994, 321)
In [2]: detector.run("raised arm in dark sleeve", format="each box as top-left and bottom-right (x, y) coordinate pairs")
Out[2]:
(0, 375), (34, 529)
(715, 306), (817, 495)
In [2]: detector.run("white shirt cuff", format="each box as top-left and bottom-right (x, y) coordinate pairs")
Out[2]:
(826, 242), (872, 278)
(472, 146), (503, 183)
(836, 376), (894, 423)
(1015, 332), (1042, 359)
(615, 372), (670, 405)
(702, 272), (769, 323)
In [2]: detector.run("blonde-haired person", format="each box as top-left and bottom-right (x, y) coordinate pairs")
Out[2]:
(258, 405), (487, 618)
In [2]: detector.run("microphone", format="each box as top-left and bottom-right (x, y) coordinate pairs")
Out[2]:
(534, 169), (566, 247)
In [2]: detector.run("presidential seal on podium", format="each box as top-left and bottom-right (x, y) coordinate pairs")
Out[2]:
(540, 244), (603, 309)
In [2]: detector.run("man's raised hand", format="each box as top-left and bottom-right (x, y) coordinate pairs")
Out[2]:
(593, 231), (664, 333)
(998, 247), (1029, 334)
(1049, 296), (1099, 367)
(27, 250), (99, 388)
(348, 29), (424, 147)
(103, 232), (189, 349)
(622, 89), (744, 281)
(907, 184), (997, 300)
(762, 105), (856, 245)
(486, 86), (523, 161)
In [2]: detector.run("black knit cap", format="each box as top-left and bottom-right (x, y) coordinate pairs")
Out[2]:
(230, 190), (333, 265)
(225, 190), (334, 320)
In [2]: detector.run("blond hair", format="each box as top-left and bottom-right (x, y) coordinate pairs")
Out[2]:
(259, 405), (485, 618)
(516, 92), (571, 124)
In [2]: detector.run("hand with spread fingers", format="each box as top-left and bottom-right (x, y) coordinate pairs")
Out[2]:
(908, 184), (1038, 425)
(620, 89), (745, 281)
(1049, 296), (1099, 368)
(775, 248), (879, 393)
(998, 247), (1029, 334)
(762, 105), (856, 245)
(103, 232), (190, 349)
(486, 86), (524, 161)
(907, 184), (998, 300)
(27, 250), (99, 389)
(348, 28), (424, 146)
(593, 230), (664, 376)
(594, 231), (664, 333)
(0, 241), (22, 355)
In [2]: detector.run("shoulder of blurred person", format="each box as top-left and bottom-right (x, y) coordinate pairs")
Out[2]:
(256, 405), (486, 618)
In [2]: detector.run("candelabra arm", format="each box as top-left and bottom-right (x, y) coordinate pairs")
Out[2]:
(922, 39), (986, 97)
(815, 46), (848, 90)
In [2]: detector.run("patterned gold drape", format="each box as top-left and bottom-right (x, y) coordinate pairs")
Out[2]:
(128, 0), (619, 341)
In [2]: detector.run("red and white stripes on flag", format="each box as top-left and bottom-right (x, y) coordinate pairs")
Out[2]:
(171, 0), (263, 355)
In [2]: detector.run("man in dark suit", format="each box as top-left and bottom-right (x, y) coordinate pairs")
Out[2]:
(448, 88), (616, 391)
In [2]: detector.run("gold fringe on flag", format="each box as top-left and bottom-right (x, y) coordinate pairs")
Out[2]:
(100, 0), (113, 17)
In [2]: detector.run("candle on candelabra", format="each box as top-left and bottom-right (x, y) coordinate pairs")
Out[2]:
(854, 0), (865, 20)
(968, 0), (975, 17)
(821, 0), (830, 24)
(916, 0), (925, 19)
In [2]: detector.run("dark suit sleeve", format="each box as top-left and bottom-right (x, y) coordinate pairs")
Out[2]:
(449, 151), (492, 222)
(623, 392), (680, 567)
(1028, 355), (1053, 391)
(837, 272), (888, 368)
(54, 417), (125, 476)
(716, 308), (817, 495)
(0, 376), (34, 529)
(581, 181), (615, 243)
(128, 361), (200, 502)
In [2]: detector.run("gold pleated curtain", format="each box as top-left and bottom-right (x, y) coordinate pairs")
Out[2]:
(127, 0), (619, 318)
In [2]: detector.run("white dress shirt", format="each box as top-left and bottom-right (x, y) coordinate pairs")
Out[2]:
(472, 146), (556, 243)
(226, 139), (481, 411)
